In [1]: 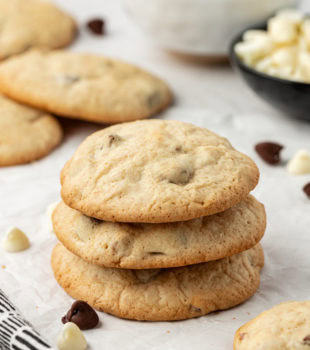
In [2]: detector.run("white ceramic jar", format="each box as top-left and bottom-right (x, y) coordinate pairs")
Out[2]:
(124, 0), (299, 57)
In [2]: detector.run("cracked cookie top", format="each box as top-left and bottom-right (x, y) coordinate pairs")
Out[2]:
(52, 196), (266, 269)
(60, 119), (259, 223)
(0, 0), (76, 60)
(0, 50), (172, 124)
(0, 94), (63, 166)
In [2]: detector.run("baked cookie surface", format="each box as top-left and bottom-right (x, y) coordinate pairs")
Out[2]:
(51, 243), (264, 321)
(0, 0), (76, 60)
(0, 95), (63, 166)
(234, 301), (310, 350)
(0, 50), (172, 124)
(60, 120), (259, 223)
(53, 196), (266, 269)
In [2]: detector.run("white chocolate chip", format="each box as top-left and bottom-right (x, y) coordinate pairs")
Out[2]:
(243, 30), (269, 42)
(255, 57), (273, 73)
(57, 322), (87, 350)
(47, 201), (59, 233)
(271, 66), (295, 80)
(276, 8), (304, 24)
(268, 16), (298, 44)
(287, 150), (310, 175)
(1, 227), (30, 252)
(270, 46), (297, 68)
(298, 51), (310, 81)
(301, 19), (310, 47)
(235, 37), (274, 65)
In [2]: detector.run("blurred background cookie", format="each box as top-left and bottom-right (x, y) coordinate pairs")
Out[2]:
(0, 50), (172, 124)
(0, 0), (77, 60)
(0, 94), (63, 166)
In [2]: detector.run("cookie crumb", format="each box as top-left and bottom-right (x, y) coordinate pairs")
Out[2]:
(87, 18), (105, 35)
(255, 142), (283, 165)
(167, 330), (170, 334)
(1, 265), (6, 269)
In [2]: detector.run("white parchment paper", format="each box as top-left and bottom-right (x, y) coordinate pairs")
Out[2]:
(1, 1), (310, 349)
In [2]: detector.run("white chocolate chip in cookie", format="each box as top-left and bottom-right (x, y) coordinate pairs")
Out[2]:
(1, 227), (30, 252)
(57, 322), (87, 350)
(287, 150), (310, 175)
(47, 201), (59, 233)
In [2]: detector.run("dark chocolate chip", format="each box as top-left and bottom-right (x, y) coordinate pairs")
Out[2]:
(108, 134), (122, 147)
(255, 142), (284, 165)
(303, 335), (310, 345)
(62, 300), (99, 330)
(189, 305), (202, 313)
(87, 18), (105, 35)
(146, 92), (160, 109)
(239, 333), (246, 341)
(303, 183), (310, 198)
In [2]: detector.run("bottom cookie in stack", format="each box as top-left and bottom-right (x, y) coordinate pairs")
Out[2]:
(51, 195), (266, 321)
(52, 243), (264, 322)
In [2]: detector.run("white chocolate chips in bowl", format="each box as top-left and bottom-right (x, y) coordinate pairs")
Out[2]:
(235, 9), (310, 83)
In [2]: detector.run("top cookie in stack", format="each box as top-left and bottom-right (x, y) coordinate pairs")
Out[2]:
(52, 119), (265, 321)
(60, 119), (259, 223)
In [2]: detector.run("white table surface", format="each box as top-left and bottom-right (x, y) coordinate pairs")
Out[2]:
(1, 1), (310, 349)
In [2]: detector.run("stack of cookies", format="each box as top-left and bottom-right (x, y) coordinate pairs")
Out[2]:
(51, 119), (266, 321)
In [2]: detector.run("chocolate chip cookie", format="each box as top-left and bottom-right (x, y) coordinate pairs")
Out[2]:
(0, 94), (62, 166)
(52, 243), (264, 321)
(0, 50), (172, 124)
(60, 120), (259, 223)
(234, 301), (310, 349)
(0, 0), (76, 60)
(52, 196), (266, 268)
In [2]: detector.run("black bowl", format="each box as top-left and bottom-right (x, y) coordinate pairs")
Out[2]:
(230, 22), (310, 121)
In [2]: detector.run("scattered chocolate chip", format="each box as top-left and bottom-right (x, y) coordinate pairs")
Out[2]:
(255, 142), (284, 165)
(239, 332), (247, 341)
(87, 18), (105, 35)
(303, 335), (310, 345)
(303, 183), (310, 198)
(62, 300), (99, 330)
